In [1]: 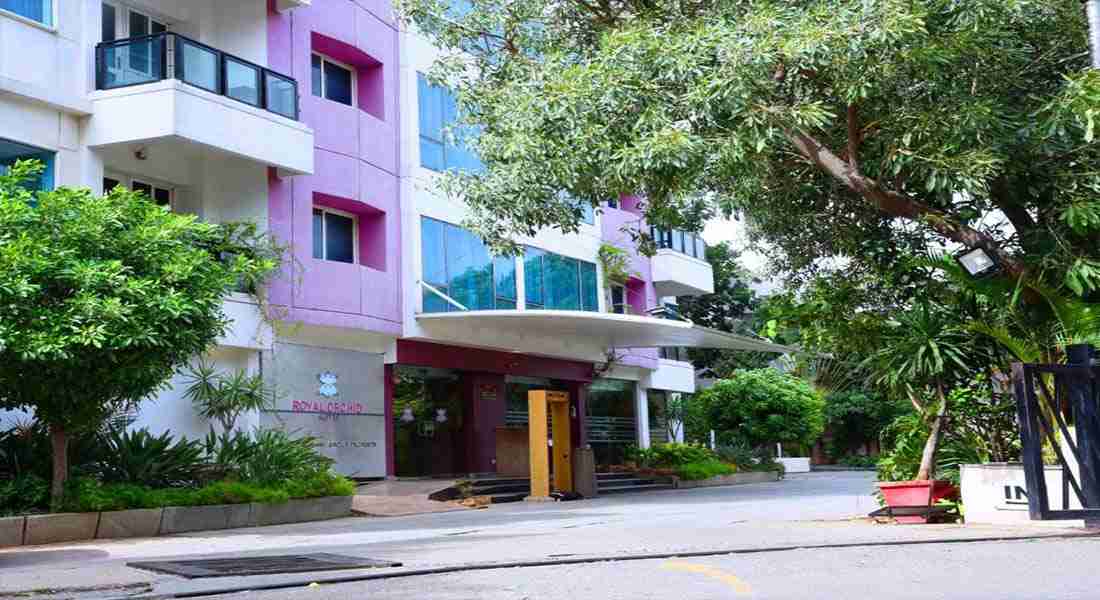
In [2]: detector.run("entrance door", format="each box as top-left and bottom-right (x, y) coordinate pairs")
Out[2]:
(101, 3), (168, 87)
(393, 367), (466, 477)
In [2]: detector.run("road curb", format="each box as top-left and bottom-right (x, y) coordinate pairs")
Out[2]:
(120, 530), (1100, 599)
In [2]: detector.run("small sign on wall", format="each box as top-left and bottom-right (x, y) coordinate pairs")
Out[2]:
(261, 343), (387, 478)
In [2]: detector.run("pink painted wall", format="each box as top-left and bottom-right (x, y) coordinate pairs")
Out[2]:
(601, 199), (660, 370)
(267, 1), (402, 336)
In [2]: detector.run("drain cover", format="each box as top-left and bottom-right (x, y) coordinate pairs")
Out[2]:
(128, 553), (402, 578)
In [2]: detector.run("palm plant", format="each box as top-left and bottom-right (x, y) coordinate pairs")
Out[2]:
(865, 302), (977, 480)
(182, 361), (279, 432)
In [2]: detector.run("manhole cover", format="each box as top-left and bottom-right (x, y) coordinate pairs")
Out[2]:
(127, 553), (402, 579)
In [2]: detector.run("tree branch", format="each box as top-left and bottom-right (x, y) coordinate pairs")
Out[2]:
(784, 128), (1027, 279)
(846, 104), (861, 173)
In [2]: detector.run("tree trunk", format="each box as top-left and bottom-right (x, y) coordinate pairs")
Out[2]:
(916, 385), (949, 481)
(49, 423), (69, 511)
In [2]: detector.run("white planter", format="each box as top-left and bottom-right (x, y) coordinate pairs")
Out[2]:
(960, 463), (1080, 525)
(777, 457), (811, 473)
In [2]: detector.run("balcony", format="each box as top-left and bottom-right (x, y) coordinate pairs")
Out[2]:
(649, 227), (714, 297)
(87, 33), (313, 175)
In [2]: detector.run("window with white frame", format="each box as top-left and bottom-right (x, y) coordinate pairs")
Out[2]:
(311, 54), (354, 107)
(0, 0), (53, 27)
(312, 207), (357, 264)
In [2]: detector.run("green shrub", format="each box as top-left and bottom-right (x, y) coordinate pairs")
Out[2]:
(837, 454), (878, 468)
(692, 369), (825, 449)
(677, 460), (735, 481)
(93, 427), (205, 487)
(0, 474), (49, 515)
(715, 442), (755, 469)
(645, 443), (717, 467)
(204, 428), (333, 486)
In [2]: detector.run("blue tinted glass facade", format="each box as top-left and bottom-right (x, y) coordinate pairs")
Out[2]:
(1, 0), (51, 26)
(421, 217), (515, 312)
(417, 72), (483, 173)
(524, 247), (598, 312)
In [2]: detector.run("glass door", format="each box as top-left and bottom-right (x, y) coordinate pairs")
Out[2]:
(101, 3), (168, 87)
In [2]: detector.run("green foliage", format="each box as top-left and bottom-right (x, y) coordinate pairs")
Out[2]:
(0, 159), (282, 505)
(823, 390), (907, 458)
(876, 412), (983, 486)
(692, 369), (825, 449)
(714, 442), (755, 469)
(632, 442), (716, 468)
(836, 455), (878, 468)
(92, 427), (205, 488)
(203, 429), (333, 487)
(597, 243), (635, 288)
(400, 0), (1097, 299)
(676, 460), (735, 481)
(0, 475), (48, 516)
(183, 361), (279, 431)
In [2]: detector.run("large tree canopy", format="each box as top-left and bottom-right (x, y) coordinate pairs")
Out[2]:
(401, 0), (1100, 294)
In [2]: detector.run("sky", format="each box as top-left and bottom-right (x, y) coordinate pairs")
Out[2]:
(702, 217), (781, 294)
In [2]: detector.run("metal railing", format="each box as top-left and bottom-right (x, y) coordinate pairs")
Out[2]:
(650, 226), (707, 260)
(584, 416), (637, 444)
(95, 32), (300, 121)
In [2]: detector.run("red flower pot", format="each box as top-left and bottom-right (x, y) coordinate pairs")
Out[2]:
(877, 480), (959, 524)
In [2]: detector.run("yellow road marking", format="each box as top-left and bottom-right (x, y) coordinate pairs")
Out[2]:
(662, 561), (753, 594)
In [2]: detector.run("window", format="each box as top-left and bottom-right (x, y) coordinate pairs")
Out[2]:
(610, 284), (627, 314)
(420, 217), (515, 312)
(130, 179), (172, 209)
(0, 138), (54, 192)
(659, 347), (690, 362)
(1, 0), (52, 27)
(313, 207), (357, 264)
(312, 54), (354, 106)
(524, 247), (598, 312)
(417, 72), (482, 172)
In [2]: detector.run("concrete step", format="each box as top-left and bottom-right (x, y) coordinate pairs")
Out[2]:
(467, 477), (531, 488)
(598, 477), (660, 488)
(472, 484), (531, 496)
(598, 483), (676, 495)
(487, 492), (527, 503)
(596, 472), (639, 481)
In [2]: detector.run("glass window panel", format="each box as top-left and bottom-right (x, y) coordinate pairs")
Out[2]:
(417, 73), (443, 141)
(494, 255), (516, 301)
(225, 57), (260, 106)
(674, 230), (686, 253)
(312, 209), (324, 260)
(102, 36), (164, 88)
(131, 181), (152, 197)
(580, 261), (598, 312)
(695, 236), (706, 258)
(579, 202), (594, 225)
(546, 253), (580, 310)
(323, 60), (353, 106)
(420, 217), (446, 285)
(2, 0), (51, 26)
(129, 10), (148, 35)
(524, 248), (544, 307)
(324, 212), (355, 264)
(446, 224), (492, 311)
(103, 177), (120, 192)
(419, 138), (444, 172)
(101, 4), (116, 41)
(265, 72), (297, 119)
(153, 187), (171, 207)
(611, 285), (625, 314)
(496, 299), (516, 310)
(151, 20), (165, 34)
(178, 39), (218, 93)
(311, 55), (322, 98)
(422, 288), (449, 313)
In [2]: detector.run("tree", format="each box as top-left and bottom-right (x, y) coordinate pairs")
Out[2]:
(676, 242), (771, 374)
(0, 160), (280, 507)
(183, 361), (279, 432)
(691, 369), (825, 450)
(400, 0), (1100, 299)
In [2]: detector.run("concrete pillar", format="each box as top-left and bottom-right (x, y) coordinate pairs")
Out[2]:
(635, 384), (651, 449)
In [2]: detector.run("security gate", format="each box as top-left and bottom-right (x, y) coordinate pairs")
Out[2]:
(1013, 344), (1100, 520)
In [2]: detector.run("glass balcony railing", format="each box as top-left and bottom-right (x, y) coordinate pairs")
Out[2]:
(650, 226), (707, 260)
(95, 33), (300, 121)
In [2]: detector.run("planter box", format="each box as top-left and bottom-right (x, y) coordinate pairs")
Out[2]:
(24, 512), (99, 546)
(960, 463), (1076, 525)
(778, 457), (811, 473)
(251, 496), (352, 527)
(674, 471), (780, 489)
(160, 504), (252, 535)
(0, 516), (25, 548)
(878, 480), (958, 524)
(96, 508), (164, 539)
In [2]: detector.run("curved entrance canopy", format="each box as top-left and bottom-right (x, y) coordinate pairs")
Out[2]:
(415, 310), (793, 353)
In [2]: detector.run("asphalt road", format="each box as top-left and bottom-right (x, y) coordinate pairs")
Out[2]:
(202, 536), (1100, 600)
(2, 472), (1094, 599)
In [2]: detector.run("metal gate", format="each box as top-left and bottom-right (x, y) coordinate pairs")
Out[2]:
(1013, 344), (1100, 520)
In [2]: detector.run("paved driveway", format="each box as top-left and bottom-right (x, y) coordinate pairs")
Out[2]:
(0, 472), (1088, 598)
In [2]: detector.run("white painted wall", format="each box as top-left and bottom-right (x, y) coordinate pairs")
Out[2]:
(646, 359), (697, 394)
(651, 249), (715, 297)
(398, 26), (612, 360)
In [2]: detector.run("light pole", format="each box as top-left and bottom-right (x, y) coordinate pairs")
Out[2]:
(1088, 0), (1100, 68)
